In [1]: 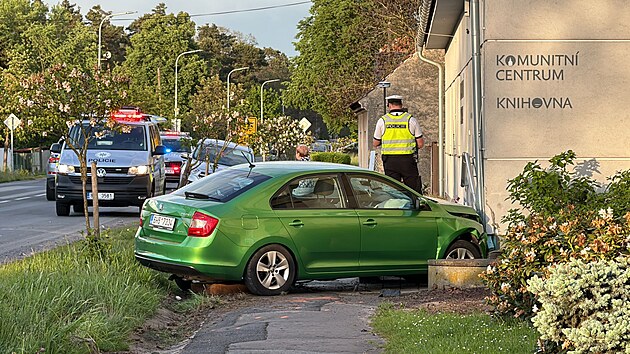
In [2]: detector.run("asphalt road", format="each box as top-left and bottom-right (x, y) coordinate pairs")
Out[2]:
(0, 178), (140, 263)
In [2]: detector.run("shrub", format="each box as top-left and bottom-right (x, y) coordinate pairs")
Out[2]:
(311, 152), (351, 164)
(480, 151), (630, 319)
(528, 257), (630, 353)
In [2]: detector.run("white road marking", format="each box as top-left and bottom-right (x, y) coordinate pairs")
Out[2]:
(15, 197), (30, 201)
(35, 193), (46, 197)
(0, 200), (8, 204)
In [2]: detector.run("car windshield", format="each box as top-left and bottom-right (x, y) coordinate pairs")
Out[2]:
(175, 168), (271, 202)
(68, 124), (147, 151)
(193, 144), (252, 166)
(162, 138), (189, 153)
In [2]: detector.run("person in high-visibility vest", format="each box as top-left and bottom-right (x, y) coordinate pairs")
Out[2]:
(372, 95), (424, 193)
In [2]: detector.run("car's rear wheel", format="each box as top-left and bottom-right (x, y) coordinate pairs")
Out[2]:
(46, 184), (55, 201)
(245, 245), (295, 296)
(444, 240), (481, 259)
(171, 275), (192, 292)
(56, 202), (70, 216)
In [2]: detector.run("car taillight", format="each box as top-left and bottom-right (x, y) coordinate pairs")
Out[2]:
(48, 157), (59, 163)
(139, 217), (143, 227)
(188, 212), (219, 237)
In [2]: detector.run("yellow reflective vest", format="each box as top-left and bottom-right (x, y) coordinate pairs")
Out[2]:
(380, 112), (415, 155)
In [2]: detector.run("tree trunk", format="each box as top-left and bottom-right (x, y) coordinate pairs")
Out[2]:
(90, 161), (100, 240)
(80, 159), (91, 232)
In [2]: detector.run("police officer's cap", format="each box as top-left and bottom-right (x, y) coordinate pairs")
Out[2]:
(386, 94), (403, 105)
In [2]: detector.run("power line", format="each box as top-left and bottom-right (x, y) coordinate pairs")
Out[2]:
(188, 1), (311, 18)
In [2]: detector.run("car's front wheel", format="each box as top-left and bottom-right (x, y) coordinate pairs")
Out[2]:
(444, 240), (481, 259)
(245, 245), (295, 296)
(46, 183), (55, 201)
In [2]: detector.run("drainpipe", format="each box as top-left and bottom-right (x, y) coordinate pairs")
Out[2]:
(416, 48), (444, 197)
(470, 0), (486, 231)
(417, 0), (444, 197)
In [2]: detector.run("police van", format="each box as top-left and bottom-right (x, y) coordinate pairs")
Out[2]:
(51, 108), (167, 216)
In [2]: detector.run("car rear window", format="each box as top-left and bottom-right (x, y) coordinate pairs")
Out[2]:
(174, 168), (271, 202)
(162, 138), (190, 153)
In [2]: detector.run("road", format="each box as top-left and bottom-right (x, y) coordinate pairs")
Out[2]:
(0, 178), (140, 263)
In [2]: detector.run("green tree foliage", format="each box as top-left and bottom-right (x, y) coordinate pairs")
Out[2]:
(0, 0), (47, 69)
(8, 2), (94, 76)
(287, 0), (420, 133)
(121, 4), (205, 117)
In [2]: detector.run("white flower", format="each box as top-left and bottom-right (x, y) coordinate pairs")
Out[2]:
(533, 304), (539, 313)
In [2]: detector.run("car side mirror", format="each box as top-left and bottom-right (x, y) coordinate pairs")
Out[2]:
(153, 145), (167, 156)
(50, 143), (62, 154)
(415, 197), (431, 211)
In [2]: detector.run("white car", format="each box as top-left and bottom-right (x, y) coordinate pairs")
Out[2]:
(181, 139), (255, 185)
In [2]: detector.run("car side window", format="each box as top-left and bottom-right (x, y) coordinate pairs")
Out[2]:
(271, 175), (344, 209)
(349, 175), (414, 210)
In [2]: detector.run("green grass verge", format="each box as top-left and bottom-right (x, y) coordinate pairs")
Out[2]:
(0, 170), (44, 183)
(372, 303), (538, 354)
(0, 227), (180, 353)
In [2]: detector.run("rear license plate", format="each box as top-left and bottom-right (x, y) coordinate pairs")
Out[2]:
(165, 168), (175, 174)
(87, 192), (114, 200)
(150, 214), (176, 230)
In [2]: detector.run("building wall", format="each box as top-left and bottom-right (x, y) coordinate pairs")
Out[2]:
(359, 52), (443, 193)
(442, 0), (630, 233)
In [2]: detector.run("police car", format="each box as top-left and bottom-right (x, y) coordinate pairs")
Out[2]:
(51, 108), (167, 216)
(159, 131), (192, 186)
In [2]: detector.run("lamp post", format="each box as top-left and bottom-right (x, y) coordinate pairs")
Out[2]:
(98, 11), (136, 71)
(377, 81), (391, 115)
(174, 49), (202, 126)
(227, 67), (249, 111)
(260, 79), (280, 162)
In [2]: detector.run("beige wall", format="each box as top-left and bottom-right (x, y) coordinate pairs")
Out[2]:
(441, 0), (630, 233)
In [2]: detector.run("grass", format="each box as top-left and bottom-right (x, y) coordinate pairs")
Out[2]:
(0, 227), (202, 354)
(0, 169), (44, 183)
(371, 303), (538, 354)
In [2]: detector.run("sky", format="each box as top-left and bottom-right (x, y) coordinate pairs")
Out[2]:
(44, 0), (312, 56)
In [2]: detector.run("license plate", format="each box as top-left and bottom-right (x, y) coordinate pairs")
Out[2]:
(150, 214), (176, 230)
(165, 168), (175, 174)
(87, 192), (114, 200)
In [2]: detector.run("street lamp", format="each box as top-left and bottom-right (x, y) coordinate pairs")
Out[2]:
(377, 81), (391, 115)
(227, 67), (249, 111)
(98, 11), (136, 71)
(260, 79), (280, 125)
(174, 49), (202, 124)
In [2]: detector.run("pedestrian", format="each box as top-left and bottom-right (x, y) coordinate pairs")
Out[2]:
(295, 144), (311, 161)
(372, 94), (424, 193)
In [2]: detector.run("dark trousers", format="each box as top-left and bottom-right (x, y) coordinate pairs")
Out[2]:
(382, 154), (422, 194)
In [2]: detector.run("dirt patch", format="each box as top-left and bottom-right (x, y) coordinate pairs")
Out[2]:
(386, 287), (492, 314)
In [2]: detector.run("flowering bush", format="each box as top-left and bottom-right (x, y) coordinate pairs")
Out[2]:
(528, 256), (630, 353)
(480, 152), (630, 320)
(250, 116), (312, 160)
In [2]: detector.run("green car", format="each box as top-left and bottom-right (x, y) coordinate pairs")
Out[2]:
(135, 162), (487, 295)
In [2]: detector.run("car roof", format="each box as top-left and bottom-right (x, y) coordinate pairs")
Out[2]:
(199, 139), (251, 151)
(231, 161), (366, 178)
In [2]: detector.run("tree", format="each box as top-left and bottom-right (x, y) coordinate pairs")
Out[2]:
(286, 0), (419, 133)
(121, 5), (205, 118)
(0, 0), (47, 69)
(13, 64), (130, 237)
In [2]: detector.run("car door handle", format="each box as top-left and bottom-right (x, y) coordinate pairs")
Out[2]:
(362, 219), (377, 227)
(288, 220), (304, 227)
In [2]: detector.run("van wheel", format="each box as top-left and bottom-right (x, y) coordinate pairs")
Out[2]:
(56, 202), (70, 216)
(73, 203), (84, 214)
(46, 184), (55, 201)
